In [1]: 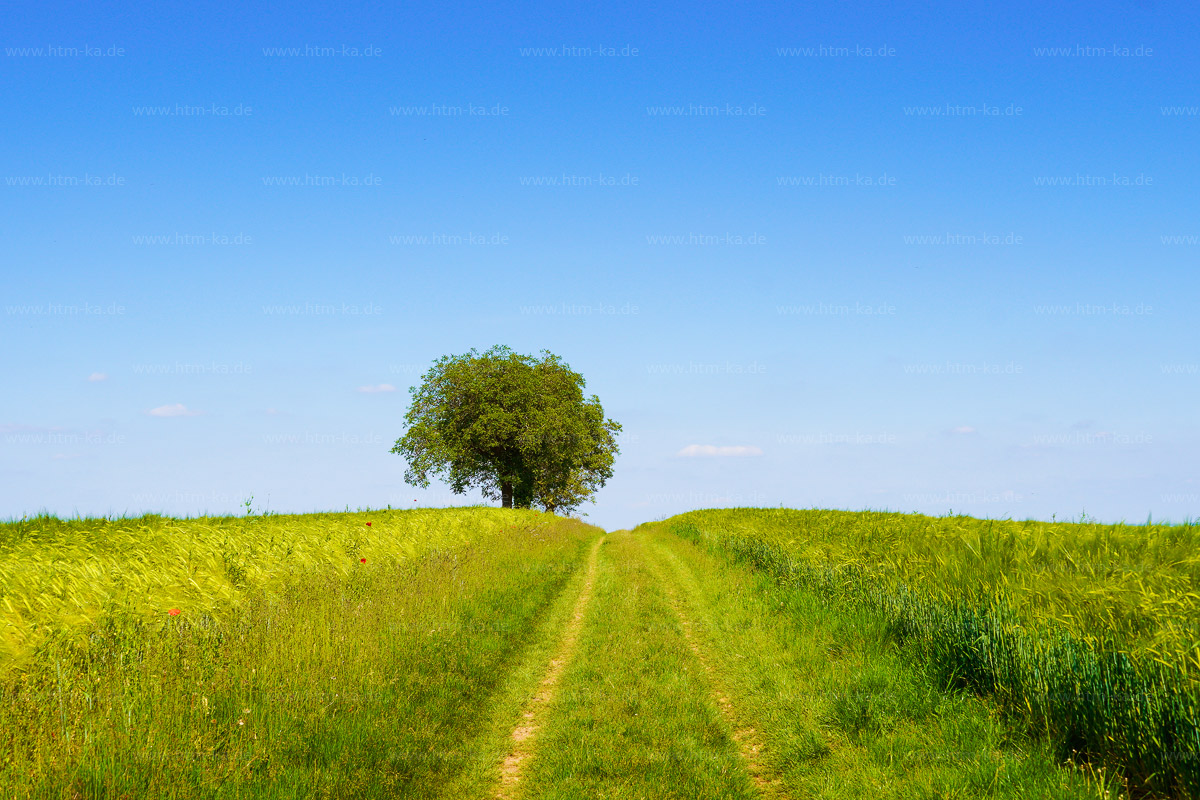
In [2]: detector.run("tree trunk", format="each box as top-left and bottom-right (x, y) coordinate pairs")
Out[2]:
(501, 481), (513, 508)
(514, 470), (535, 509)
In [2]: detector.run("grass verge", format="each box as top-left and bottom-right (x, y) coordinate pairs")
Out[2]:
(662, 510), (1199, 799)
(639, 521), (1125, 800)
(0, 515), (598, 799)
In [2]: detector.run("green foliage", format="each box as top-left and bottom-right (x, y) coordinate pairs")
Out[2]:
(391, 345), (621, 513)
(662, 509), (1200, 799)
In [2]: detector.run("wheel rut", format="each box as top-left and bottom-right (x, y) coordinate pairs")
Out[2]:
(645, 536), (792, 800)
(494, 535), (604, 798)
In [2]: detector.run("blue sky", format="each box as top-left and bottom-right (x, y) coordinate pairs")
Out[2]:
(3, 1), (1197, 529)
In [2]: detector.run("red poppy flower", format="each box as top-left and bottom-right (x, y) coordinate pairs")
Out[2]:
(365, 522), (372, 526)
(168, 608), (181, 616)
(360, 558), (366, 563)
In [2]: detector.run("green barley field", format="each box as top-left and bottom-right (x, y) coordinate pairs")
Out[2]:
(0, 507), (1195, 798)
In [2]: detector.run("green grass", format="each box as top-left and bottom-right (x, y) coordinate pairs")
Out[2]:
(0, 510), (601, 798)
(658, 509), (1200, 799)
(0, 507), (543, 670)
(658, 508), (1200, 665)
(637, 520), (1123, 799)
(521, 531), (756, 799)
(2, 505), (1194, 798)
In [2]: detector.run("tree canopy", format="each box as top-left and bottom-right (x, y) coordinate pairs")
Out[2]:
(391, 346), (621, 514)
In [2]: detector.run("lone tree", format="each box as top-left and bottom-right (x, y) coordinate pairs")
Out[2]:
(391, 346), (621, 514)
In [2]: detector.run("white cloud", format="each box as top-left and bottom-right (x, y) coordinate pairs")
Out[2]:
(87, 372), (108, 382)
(147, 403), (202, 418)
(951, 426), (977, 435)
(676, 444), (763, 458)
(357, 384), (397, 393)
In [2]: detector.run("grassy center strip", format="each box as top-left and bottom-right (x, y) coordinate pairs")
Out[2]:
(519, 531), (757, 799)
(494, 535), (604, 797)
(643, 523), (1123, 800)
(640, 534), (791, 799)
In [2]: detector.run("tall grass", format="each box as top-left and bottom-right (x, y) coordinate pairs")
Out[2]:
(0, 509), (599, 798)
(0, 508), (540, 671)
(665, 508), (1200, 799)
(640, 522), (1125, 799)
